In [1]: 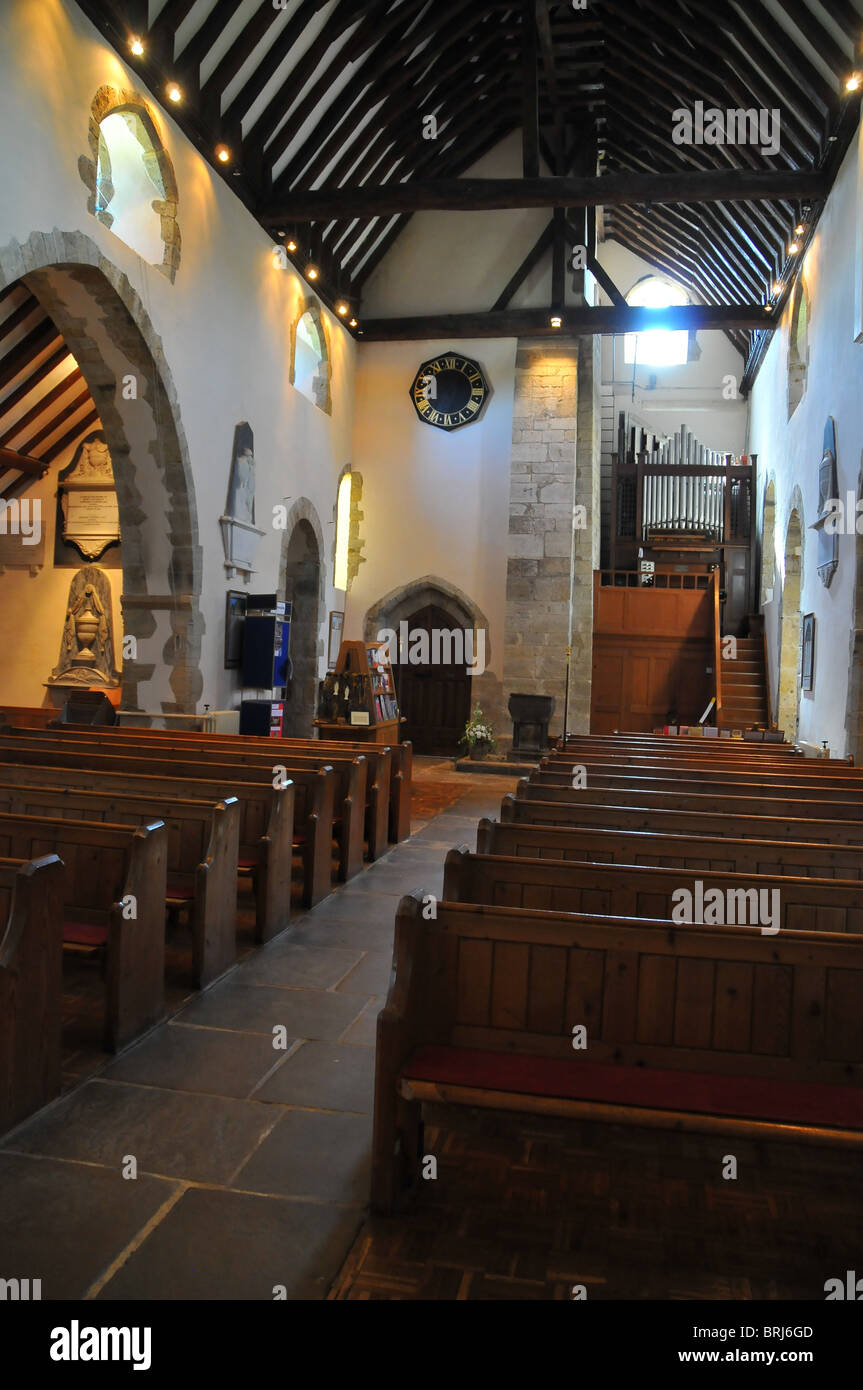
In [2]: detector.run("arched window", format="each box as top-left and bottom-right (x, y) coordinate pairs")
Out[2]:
(81, 86), (181, 281)
(333, 469), (364, 591)
(291, 304), (331, 413)
(788, 279), (809, 417)
(624, 276), (690, 368)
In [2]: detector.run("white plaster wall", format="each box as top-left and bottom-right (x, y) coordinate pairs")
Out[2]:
(596, 242), (748, 454)
(0, 0), (356, 710)
(362, 131), (556, 317)
(347, 338), (517, 684)
(749, 113), (863, 756)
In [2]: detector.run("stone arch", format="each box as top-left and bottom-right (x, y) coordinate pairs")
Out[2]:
(363, 575), (503, 740)
(0, 228), (203, 712)
(289, 299), (331, 414)
(278, 498), (327, 735)
(761, 476), (776, 604)
(79, 85), (181, 282)
(788, 277), (809, 418)
(777, 496), (804, 740)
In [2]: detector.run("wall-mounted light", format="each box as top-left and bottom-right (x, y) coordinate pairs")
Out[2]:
(167, 84), (182, 103)
(772, 281), (783, 296)
(349, 317), (358, 329)
(794, 222), (805, 237)
(286, 239), (298, 253)
(215, 144), (231, 164)
(788, 240), (799, 254)
(306, 262), (319, 281)
(550, 314), (562, 328)
(129, 36), (144, 57)
(336, 301), (349, 317)
(846, 73), (861, 93)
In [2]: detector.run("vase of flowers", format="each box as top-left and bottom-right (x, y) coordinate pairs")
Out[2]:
(459, 704), (497, 761)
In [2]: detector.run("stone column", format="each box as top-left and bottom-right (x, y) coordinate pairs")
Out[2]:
(502, 340), (595, 743)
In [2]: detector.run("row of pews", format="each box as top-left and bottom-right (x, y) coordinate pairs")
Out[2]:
(372, 733), (863, 1213)
(0, 710), (411, 1136)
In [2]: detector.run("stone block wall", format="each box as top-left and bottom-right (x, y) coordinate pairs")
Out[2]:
(502, 340), (596, 744)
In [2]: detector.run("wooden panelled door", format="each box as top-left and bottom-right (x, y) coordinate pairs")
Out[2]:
(395, 604), (472, 755)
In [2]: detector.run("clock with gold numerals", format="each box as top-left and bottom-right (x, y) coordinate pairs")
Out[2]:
(409, 351), (489, 431)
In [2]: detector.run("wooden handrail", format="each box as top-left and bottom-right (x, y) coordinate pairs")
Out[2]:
(713, 569), (723, 727)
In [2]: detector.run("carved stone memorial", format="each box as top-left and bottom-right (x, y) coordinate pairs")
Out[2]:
(46, 566), (121, 689)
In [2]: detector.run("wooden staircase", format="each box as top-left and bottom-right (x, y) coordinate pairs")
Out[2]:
(719, 635), (769, 730)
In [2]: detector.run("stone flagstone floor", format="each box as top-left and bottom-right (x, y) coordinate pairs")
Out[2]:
(0, 760), (514, 1300)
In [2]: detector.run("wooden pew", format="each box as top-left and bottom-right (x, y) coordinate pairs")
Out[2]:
(500, 791), (863, 846)
(372, 894), (863, 1212)
(76, 724), (413, 850)
(515, 778), (863, 825)
(0, 713), (414, 846)
(560, 733), (799, 756)
(0, 854), (65, 1135)
(532, 765), (863, 804)
(541, 754), (863, 788)
(0, 786), (241, 984)
(0, 765), (294, 939)
(443, 847), (863, 935)
(0, 731), (359, 881)
(0, 741), (332, 907)
(476, 816), (863, 881)
(0, 813), (168, 1050)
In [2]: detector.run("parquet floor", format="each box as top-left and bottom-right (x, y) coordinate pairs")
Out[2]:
(329, 1104), (863, 1301)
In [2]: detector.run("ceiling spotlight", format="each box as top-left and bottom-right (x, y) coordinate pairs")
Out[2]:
(550, 313), (562, 328)
(794, 222), (805, 236)
(846, 73), (861, 93)
(336, 302), (349, 317)
(286, 239), (297, 253)
(167, 83), (182, 103)
(306, 263), (319, 281)
(349, 317), (358, 328)
(215, 144), (231, 163)
(129, 36), (144, 57)
(788, 240), (799, 254)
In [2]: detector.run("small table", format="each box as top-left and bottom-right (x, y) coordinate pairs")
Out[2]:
(314, 718), (403, 745)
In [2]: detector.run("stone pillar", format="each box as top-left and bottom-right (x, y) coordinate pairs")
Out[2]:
(502, 340), (596, 744)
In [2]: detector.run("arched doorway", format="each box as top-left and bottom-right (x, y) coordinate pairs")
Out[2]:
(395, 603), (472, 755)
(777, 509), (803, 739)
(282, 518), (321, 737)
(0, 231), (202, 712)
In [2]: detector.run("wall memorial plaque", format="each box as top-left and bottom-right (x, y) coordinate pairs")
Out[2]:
(59, 434), (120, 561)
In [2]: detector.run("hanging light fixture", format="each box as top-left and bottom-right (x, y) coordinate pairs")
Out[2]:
(215, 144), (231, 164)
(129, 36), (144, 57)
(167, 83), (182, 103)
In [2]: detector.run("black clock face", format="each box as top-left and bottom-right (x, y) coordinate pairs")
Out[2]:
(410, 352), (489, 430)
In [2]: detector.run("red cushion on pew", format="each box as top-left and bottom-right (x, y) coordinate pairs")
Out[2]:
(63, 921), (108, 947)
(166, 879), (193, 903)
(402, 1047), (863, 1133)
(237, 855), (258, 870)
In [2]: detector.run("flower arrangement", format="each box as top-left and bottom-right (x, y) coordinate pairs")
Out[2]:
(459, 703), (497, 754)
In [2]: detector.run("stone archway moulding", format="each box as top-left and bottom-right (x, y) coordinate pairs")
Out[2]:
(277, 497), (328, 677)
(0, 228), (203, 712)
(363, 574), (491, 661)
